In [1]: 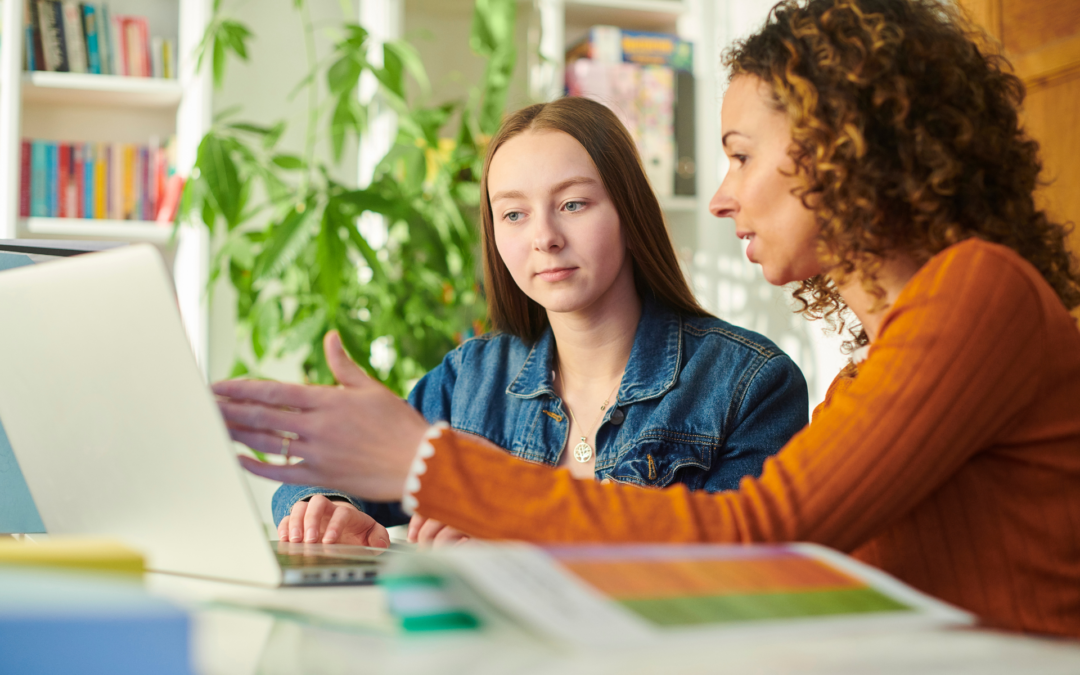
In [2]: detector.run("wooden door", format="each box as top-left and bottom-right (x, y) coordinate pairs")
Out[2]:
(961, 0), (1080, 320)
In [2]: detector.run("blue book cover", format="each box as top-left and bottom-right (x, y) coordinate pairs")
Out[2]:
(46, 142), (59, 217)
(30, 141), (47, 217)
(82, 4), (101, 75)
(0, 253), (46, 534)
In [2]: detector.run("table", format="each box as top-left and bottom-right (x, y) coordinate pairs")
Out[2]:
(147, 573), (1080, 675)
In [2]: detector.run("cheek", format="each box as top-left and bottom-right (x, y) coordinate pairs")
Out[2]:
(494, 228), (529, 282)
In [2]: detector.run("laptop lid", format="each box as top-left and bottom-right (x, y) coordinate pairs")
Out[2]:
(0, 241), (126, 535)
(0, 244), (281, 585)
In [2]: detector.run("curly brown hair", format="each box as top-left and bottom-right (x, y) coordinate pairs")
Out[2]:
(724, 0), (1080, 343)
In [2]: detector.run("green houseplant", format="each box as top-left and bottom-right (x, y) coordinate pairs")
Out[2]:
(182, 0), (517, 395)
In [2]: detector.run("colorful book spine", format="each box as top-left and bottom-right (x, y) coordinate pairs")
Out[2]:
(94, 143), (107, 219)
(82, 5), (101, 75)
(98, 3), (114, 75)
(19, 141), (31, 218)
(74, 143), (85, 218)
(46, 143), (59, 217)
(30, 142), (47, 217)
(57, 143), (69, 217)
(60, 0), (88, 74)
(83, 143), (95, 218)
(37, 0), (69, 72)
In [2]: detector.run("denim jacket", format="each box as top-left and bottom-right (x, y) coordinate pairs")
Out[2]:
(272, 297), (809, 527)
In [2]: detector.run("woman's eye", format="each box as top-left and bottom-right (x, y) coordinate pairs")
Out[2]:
(564, 201), (585, 212)
(505, 211), (523, 223)
(731, 154), (748, 166)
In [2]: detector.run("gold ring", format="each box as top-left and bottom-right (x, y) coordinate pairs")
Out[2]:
(281, 435), (291, 462)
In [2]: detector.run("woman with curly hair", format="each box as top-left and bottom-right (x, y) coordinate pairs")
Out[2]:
(217, 0), (1080, 635)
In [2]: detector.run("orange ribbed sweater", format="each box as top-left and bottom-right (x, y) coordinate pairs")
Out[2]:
(414, 239), (1080, 637)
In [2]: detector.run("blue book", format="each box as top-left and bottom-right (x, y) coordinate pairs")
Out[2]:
(84, 143), (96, 218)
(46, 142), (59, 217)
(30, 142), (47, 217)
(0, 252), (46, 534)
(0, 567), (191, 674)
(82, 4), (102, 75)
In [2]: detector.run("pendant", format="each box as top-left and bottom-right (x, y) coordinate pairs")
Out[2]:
(573, 438), (593, 463)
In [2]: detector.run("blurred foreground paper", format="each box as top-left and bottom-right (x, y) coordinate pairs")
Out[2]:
(381, 543), (973, 648)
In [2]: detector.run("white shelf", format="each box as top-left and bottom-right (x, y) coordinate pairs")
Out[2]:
(21, 72), (183, 109)
(19, 217), (176, 244)
(565, 0), (686, 29)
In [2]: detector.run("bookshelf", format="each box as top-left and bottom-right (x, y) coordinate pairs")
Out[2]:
(0, 0), (213, 368)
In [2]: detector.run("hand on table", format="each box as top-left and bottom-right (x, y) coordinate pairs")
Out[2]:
(279, 494), (390, 548)
(214, 330), (430, 502)
(407, 514), (471, 547)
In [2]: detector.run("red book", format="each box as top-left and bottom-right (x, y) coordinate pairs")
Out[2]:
(58, 143), (69, 218)
(74, 143), (85, 219)
(19, 140), (31, 218)
(156, 174), (185, 225)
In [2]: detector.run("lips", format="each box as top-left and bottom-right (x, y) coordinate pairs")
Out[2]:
(536, 267), (577, 282)
(737, 231), (757, 263)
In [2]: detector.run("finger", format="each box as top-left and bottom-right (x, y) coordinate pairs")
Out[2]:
(407, 514), (428, 543)
(416, 518), (447, 545)
(218, 400), (309, 438)
(432, 526), (467, 547)
(277, 516), (290, 542)
(213, 378), (319, 411)
(324, 331), (372, 389)
(453, 535), (471, 548)
(230, 428), (309, 459)
(366, 522), (391, 549)
(303, 496), (331, 543)
(289, 500), (309, 543)
(322, 504), (354, 545)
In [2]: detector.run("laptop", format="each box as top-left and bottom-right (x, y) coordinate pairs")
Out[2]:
(0, 243), (392, 586)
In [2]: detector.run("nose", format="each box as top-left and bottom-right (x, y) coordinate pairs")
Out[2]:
(532, 211), (564, 252)
(709, 180), (738, 220)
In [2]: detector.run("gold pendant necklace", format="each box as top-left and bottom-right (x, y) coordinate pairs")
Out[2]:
(558, 367), (621, 464)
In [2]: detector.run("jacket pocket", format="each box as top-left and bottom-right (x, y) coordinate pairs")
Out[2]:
(606, 433), (716, 489)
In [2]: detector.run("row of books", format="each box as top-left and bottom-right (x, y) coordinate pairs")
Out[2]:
(24, 1), (177, 78)
(19, 138), (177, 222)
(566, 26), (696, 198)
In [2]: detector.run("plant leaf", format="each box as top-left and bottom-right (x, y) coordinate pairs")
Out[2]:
(196, 134), (242, 229)
(253, 199), (315, 280)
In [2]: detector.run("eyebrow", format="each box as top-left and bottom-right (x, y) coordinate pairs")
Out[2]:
(721, 131), (747, 147)
(490, 176), (599, 203)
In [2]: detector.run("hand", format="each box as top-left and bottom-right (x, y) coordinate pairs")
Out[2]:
(407, 514), (471, 547)
(278, 495), (390, 548)
(214, 331), (430, 501)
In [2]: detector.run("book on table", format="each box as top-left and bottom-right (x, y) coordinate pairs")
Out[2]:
(379, 542), (973, 645)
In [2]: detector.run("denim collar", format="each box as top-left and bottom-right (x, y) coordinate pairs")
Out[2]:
(505, 296), (683, 405)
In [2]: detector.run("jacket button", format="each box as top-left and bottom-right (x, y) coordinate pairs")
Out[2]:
(609, 408), (625, 425)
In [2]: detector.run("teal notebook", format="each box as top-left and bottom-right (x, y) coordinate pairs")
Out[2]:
(0, 252), (46, 534)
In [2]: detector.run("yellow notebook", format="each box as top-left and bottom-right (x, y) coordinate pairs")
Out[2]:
(0, 537), (144, 575)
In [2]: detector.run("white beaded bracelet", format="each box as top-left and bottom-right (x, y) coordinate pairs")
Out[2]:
(401, 422), (449, 515)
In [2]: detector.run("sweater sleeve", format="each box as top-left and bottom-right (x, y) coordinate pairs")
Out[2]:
(412, 243), (1047, 549)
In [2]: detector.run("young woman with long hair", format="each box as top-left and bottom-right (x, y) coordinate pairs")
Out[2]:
(266, 96), (807, 547)
(218, 0), (1080, 635)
